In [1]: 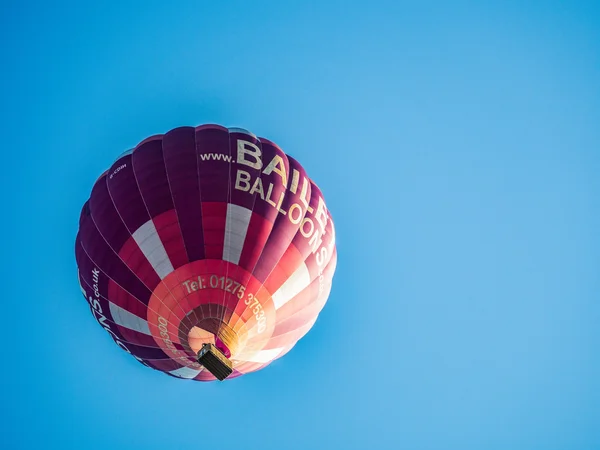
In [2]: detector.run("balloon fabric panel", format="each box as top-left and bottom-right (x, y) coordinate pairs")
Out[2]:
(75, 124), (337, 381)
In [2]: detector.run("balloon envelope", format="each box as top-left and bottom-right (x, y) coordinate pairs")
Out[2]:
(75, 124), (337, 381)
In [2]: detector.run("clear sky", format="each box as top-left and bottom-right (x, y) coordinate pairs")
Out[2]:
(2, 1), (599, 449)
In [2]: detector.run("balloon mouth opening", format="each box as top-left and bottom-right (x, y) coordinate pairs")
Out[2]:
(187, 325), (235, 359)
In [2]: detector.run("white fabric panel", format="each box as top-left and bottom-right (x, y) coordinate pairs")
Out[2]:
(222, 204), (252, 264)
(272, 262), (311, 310)
(109, 302), (151, 335)
(228, 127), (257, 139)
(235, 347), (285, 364)
(169, 366), (203, 379)
(132, 219), (174, 279)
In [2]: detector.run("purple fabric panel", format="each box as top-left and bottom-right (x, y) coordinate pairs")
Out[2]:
(89, 175), (131, 255)
(78, 200), (90, 228)
(78, 208), (152, 304)
(162, 127), (205, 261)
(195, 125), (231, 202)
(253, 156), (312, 283)
(132, 138), (174, 218)
(118, 345), (173, 361)
(76, 233), (112, 302)
(106, 153), (151, 233)
(90, 171), (161, 291)
(144, 358), (191, 373)
(88, 172), (163, 292)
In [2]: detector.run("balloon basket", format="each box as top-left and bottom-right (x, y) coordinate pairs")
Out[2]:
(197, 343), (233, 381)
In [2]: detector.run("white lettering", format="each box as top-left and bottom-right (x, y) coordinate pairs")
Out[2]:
(316, 246), (328, 266)
(290, 169), (300, 194)
(299, 177), (310, 208)
(262, 155), (287, 186)
(225, 152), (333, 254)
(235, 170), (251, 192)
(265, 183), (277, 207)
(308, 229), (323, 252)
(300, 217), (315, 238)
(249, 177), (265, 200)
(158, 315), (180, 355)
(288, 203), (303, 224)
(237, 140), (262, 169)
(315, 196), (328, 232)
(109, 164), (127, 179)
(85, 267), (150, 368)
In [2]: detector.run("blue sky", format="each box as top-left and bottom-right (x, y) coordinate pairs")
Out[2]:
(2, 1), (599, 449)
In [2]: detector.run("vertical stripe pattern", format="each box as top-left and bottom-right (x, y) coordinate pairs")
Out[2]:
(75, 124), (337, 381)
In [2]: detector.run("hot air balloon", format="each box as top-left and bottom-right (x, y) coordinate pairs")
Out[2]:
(75, 124), (337, 381)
